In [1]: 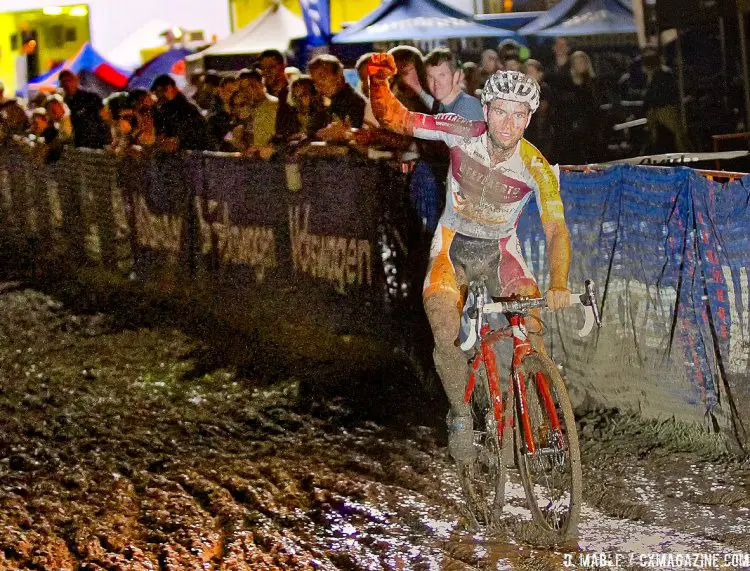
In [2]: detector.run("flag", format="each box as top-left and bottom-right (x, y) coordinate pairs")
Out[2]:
(299, 0), (330, 46)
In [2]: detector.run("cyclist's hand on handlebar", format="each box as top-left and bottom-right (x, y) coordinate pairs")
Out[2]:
(546, 287), (572, 311)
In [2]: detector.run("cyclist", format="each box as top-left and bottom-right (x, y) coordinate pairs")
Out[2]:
(367, 54), (573, 466)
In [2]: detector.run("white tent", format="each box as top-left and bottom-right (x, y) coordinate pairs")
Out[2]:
(106, 19), (175, 69)
(186, 3), (307, 62)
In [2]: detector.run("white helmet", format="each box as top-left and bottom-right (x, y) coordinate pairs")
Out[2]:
(481, 70), (540, 114)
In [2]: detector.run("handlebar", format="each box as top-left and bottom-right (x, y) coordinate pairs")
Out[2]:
(459, 280), (602, 351)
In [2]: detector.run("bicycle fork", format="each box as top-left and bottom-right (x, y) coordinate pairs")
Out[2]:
(510, 313), (565, 460)
(465, 315), (566, 459)
(465, 323), (508, 451)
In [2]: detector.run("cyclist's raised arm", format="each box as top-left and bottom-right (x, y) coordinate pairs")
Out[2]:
(367, 53), (486, 143)
(521, 140), (571, 310)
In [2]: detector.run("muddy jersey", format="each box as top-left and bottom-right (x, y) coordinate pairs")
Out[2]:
(366, 63), (564, 240)
(410, 113), (563, 240)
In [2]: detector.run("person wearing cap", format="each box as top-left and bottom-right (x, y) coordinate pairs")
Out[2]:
(367, 53), (571, 468)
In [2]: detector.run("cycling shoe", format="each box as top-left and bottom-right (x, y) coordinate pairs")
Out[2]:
(447, 413), (476, 464)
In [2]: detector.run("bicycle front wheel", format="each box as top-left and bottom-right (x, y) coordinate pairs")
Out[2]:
(513, 353), (582, 541)
(457, 362), (508, 528)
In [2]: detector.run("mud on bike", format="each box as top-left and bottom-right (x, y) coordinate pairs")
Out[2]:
(455, 278), (601, 541)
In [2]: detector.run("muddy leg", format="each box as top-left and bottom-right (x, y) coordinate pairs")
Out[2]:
(424, 291), (470, 418)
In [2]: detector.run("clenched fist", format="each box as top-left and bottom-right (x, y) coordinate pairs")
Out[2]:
(367, 53), (397, 80)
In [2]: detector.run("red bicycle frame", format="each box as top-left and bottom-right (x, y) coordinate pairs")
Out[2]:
(464, 313), (564, 456)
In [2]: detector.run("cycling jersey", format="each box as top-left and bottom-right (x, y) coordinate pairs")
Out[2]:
(369, 63), (566, 302)
(411, 113), (562, 240)
(370, 75), (565, 241)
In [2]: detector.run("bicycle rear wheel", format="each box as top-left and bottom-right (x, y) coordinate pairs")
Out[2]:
(513, 353), (582, 541)
(457, 359), (509, 528)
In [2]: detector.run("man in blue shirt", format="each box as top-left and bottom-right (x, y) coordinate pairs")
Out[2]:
(402, 48), (484, 121)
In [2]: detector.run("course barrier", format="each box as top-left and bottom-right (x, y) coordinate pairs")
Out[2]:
(1, 144), (748, 449)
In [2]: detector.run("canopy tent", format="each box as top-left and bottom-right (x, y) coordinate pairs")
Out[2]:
(473, 11), (544, 33)
(332, 0), (514, 44)
(519, 0), (635, 37)
(106, 19), (176, 70)
(126, 48), (193, 91)
(186, 3), (306, 71)
(27, 43), (131, 96)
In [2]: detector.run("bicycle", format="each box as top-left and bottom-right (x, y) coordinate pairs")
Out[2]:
(455, 278), (601, 541)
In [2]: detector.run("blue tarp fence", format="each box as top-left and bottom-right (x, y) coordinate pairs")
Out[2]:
(0, 145), (747, 447)
(518, 165), (749, 443)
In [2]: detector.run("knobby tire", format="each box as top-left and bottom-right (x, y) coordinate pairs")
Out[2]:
(458, 355), (509, 529)
(513, 353), (582, 541)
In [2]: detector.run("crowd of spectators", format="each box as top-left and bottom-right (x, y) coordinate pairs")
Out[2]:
(0, 41), (688, 167)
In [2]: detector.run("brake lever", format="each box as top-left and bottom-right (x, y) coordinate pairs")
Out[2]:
(571, 279), (602, 338)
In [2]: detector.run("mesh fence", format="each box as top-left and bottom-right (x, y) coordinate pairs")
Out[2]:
(1, 143), (748, 447)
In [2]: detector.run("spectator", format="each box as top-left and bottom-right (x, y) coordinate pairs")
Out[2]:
(102, 92), (133, 154)
(207, 76), (238, 145)
(278, 76), (327, 143)
(462, 61), (481, 98)
(225, 69), (278, 157)
(285, 67), (301, 84)
(308, 54), (366, 140)
(29, 108), (52, 139)
(151, 74), (214, 152)
(523, 59), (552, 155)
(26, 107), (64, 163)
(261, 49), (297, 144)
(393, 48), (458, 237)
(546, 37), (571, 91)
(478, 49), (500, 88)
(58, 69), (110, 148)
(27, 92), (49, 112)
(640, 46), (689, 153)
(388, 46), (430, 113)
(503, 54), (522, 73)
(194, 70), (223, 114)
(259, 49), (289, 100)
(127, 89), (157, 147)
(45, 94), (74, 142)
(405, 48), (484, 121)
(0, 99), (30, 141)
(618, 53), (647, 102)
(237, 69), (256, 91)
(551, 50), (601, 164)
(498, 39), (522, 62)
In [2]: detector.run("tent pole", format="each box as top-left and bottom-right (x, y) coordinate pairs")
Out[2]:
(632, 0), (647, 48)
(719, 16), (728, 108)
(676, 30), (687, 133)
(739, 2), (750, 131)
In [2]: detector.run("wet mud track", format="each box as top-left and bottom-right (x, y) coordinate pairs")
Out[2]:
(1, 282), (749, 570)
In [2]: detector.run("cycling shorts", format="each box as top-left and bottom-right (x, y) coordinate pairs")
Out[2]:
(423, 224), (539, 308)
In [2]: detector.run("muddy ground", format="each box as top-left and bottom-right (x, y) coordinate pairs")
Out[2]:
(1, 277), (750, 570)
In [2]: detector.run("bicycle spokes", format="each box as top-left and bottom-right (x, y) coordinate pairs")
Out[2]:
(514, 355), (581, 537)
(457, 350), (508, 529)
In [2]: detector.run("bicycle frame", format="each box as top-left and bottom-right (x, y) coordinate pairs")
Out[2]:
(464, 313), (564, 458)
